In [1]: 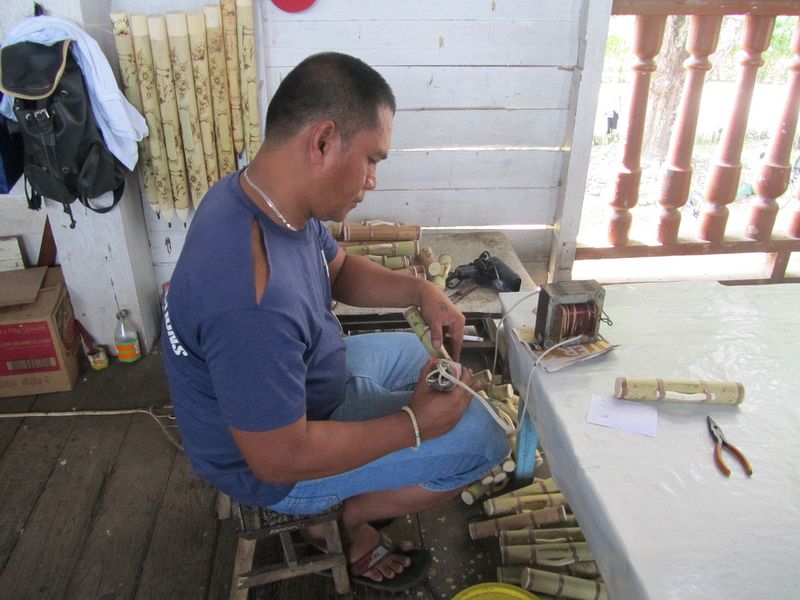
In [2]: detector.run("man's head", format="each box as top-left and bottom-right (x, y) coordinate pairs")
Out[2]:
(264, 52), (396, 148)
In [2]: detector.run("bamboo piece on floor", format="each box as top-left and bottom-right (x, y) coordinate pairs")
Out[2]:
(129, 14), (175, 223)
(236, 0), (261, 161)
(166, 12), (209, 209)
(468, 505), (568, 540)
(522, 568), (607, 600)
(203, 5), (236, 176)
(500, 527), (586, 546)
(501, 542), (593, 566)
(488, 383), (515, 402)
(461, 479), (508, 506)
(547, 561), (601, 579)
(496, 566), (525, 586)
(146, 14), (189, 221)
(110, 12), (160, 217)
(492, 478), (561, 502)
(485, 492), (568, 516)
(220, 0), (244, 156)
(187, 12), (219, 186)
(343, 241), (419, 257)
(364, 255), (410, 269)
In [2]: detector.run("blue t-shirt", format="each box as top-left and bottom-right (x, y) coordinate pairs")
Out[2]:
(162, 171), (346, 506)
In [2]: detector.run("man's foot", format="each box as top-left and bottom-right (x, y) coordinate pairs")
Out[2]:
(349, 531), (413, 582)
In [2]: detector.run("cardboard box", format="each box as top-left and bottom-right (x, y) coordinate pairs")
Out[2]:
(0, 266), (80, 397)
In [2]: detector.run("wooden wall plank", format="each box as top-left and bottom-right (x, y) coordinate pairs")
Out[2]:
(260, 20), (580, 67)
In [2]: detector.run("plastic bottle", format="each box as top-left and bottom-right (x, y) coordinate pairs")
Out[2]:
(114, 309), (141, 363)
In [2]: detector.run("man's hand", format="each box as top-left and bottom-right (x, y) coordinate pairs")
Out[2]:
(417, 283), (466, 361)
(408, 361), (473, 441)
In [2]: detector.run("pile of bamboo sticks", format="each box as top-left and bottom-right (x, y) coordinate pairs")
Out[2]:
(468, 479), (608, 600)
(110, 0), (260, 224)
(329, 220), (453, 287)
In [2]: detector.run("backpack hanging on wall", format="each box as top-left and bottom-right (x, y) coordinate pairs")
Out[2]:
(0, 39), (128, 228)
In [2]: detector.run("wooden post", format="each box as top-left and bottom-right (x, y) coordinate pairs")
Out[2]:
(657, 15), (721, 243)
(699, 15), (775, 242)
(747, 18), (800, 242)
(608, 15), (666, 246)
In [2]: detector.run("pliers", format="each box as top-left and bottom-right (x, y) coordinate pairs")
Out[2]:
(707, 416), (752, 477)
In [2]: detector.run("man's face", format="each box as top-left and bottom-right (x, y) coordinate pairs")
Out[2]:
(316, 106), (393, 222)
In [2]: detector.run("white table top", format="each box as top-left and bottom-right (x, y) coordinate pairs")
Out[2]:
(500, 281), (800, 600)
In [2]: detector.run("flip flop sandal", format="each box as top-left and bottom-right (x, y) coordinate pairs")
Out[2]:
(317, 534), (433, 593)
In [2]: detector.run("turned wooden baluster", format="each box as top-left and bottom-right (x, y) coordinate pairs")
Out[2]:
(608, 15), (666, 246)
(748, 19), (800, 241)
(789, 176), (800, 238)
(657, 16), (722, 244)
(699, 15), (775, 243)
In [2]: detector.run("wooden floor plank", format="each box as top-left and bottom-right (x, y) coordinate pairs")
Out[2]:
(0, 395), (36, 456)
(62, 413), (177, 600)
(134, 453), (219, 600)
(206, 513), (238, 600)
(0, 413), (131, 599)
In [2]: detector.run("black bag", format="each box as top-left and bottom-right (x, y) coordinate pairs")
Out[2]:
(0, 39), (127, 228)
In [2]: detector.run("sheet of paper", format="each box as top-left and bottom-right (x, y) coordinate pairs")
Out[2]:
(587, 394), (658, 437)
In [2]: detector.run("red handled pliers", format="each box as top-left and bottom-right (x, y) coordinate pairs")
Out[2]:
(707, 416), (752, 477)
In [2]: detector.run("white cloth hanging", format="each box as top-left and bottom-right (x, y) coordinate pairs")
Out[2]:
(0, 15), (147, 171)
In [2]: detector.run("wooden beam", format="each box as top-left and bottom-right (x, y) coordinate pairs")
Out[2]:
(613, 1), (800, 16)
(575, 236), (800, 259)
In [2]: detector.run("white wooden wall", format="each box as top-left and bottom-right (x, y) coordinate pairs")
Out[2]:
(138, 0), (603, 286)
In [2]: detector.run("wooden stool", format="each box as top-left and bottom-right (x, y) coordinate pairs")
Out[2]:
(228, 498), (351, 599)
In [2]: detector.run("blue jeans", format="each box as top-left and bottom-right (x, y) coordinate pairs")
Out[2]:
(268, 332), (510, 515)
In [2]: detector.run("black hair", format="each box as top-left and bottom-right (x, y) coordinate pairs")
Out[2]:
(264, 52), (396, 146)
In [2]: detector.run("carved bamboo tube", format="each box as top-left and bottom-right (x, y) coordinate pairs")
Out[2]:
(187, 13), (219, 187)
(657, 15), (722, 243)
(748, 19), (800, 241)
(484, 492), (568, 516)
(608, 15), (666, 246)
(166, 12), (209, 209)
(468, 505), (568, 540)
(700, 15), (775, 242)
(329, 222), (421, 242)
(220, 0), (244, 156)
(499, 526), (586, 546)
(501, 541), (594, 566)
(237, 0), (261, 161)
(147, 15), (190, 221)
(496, 566), (524, 586)
(403, 306), (450, 360)
(342, 241), (419, 256)
(614, 377), (744, 404)
(203, 5), (236, 176)
(491, 478), (561, 502)
(522, 568), (607, 600)
(110, 12), (160, 217)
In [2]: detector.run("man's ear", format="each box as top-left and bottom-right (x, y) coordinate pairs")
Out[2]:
(308, 120), (337, 166)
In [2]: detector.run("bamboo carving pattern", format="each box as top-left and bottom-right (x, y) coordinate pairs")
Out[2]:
(187, 13), (220, 187)
(237, 0), (262, 162)
(166, 12), (209, 210)
(221, 0), (245, 156)
(149, 15), (191, 222)
(700, 16), (775, 242)
(133, 14), (179, 223)
(110, 12), (160, 217)
(203, 5), (237, 176)
(656, 15), (722, 243)
(748, 18), (800, 241)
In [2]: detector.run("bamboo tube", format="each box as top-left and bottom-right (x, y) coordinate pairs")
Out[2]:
(500, 527), (586, 546)
(130, 13), (175, 223)
(364, 255), (410, 269)
(417, 246), (441, 277)
(343, 241), (419, 257)
(501, 542), (593, 566)
(468, 506), (568, 540)
(549, 562), (601, 579)
(614, 377), (744, 404)
(166, 12), (209, 209)
(333, 222), (421, 242)
(220, 0), (244, 156)
(496, 566), (525, 586)
(110, 12), (160, 216)
(187, 12), (219, 186)
(461, 478), (508, 506)
(236, 0), (261, 161)
(146, 15), (190, 221)
(492, 479), (561, 502)
(485, 493), (568, 517)
(488, 383), (515, 402)
(203, 5), (236, 175)
(395, 266), (427, 279)
(522, 568), (607, 600)
(431, 275), (446, 288)
(438, 253), (453, 279)
(403, 306), (450, 360)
